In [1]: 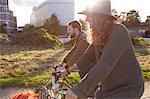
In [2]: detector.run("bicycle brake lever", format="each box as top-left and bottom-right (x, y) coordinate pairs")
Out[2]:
(52, 65), (58, 71)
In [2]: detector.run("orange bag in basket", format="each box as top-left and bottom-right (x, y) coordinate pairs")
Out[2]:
(12, 90), (38, 99)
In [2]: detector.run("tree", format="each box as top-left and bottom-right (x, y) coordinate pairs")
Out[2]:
(44, 14), (62, 35)
(113, 9), (141, 27)
(112, 9), (127, 23)
(24, 24), (35, 32)
(122, 10), (141, 27)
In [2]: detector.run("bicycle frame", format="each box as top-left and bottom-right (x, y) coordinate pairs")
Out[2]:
(35, 64), (72, 99)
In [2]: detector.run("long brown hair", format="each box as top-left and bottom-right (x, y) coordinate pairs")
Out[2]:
(87, 14), (115, 49)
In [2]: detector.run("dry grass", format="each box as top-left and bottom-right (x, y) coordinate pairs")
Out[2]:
(0, 44), (149, 87)
(135, 46), (150, 68)
(0, 45), (73, 87)
(11, 28), (62, 47)
(0, 33), (8, 44)
(0, 45), (68, 78)
(135, 45), (150, 81)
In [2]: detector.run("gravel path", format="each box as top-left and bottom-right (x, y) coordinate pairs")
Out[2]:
(0, 82), (150, 99)
(141, 82), (150, 99)
(0, 87), (34, 99)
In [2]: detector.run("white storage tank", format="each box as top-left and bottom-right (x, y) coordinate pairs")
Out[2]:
(30, 0), (75, 27)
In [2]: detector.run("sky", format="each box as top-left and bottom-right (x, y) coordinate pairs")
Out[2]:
(11, 0), (150, 26)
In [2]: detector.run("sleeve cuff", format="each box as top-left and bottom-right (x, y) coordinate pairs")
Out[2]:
(71, 85), (87, 99)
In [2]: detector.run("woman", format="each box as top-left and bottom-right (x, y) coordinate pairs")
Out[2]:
(65, 0), (144, 99)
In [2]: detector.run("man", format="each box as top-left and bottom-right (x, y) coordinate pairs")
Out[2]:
(61, 20), (89, 75)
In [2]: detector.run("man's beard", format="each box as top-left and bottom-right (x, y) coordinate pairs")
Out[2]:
(70, 32), (76, 39)
(69, 30), (76, 39)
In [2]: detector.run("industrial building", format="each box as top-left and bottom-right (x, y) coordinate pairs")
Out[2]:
(30, 0), (75, 27)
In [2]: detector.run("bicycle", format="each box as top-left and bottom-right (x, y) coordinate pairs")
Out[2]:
(35, 64), (73, 99)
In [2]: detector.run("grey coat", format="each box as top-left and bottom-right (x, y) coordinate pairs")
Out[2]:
(71, 24), (144, 99)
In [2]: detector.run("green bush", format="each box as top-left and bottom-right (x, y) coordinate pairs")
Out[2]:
(12, 28), (62, 48)
(132, 36), (144, 46)
(142, 68), (150, 81)
(0, 33), (8, 44)
(142, 71), (150, 81)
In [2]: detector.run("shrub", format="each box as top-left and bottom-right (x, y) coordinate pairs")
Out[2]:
(12, 28), (62, 48)
(142, 71), (150, 81)
(0, 33), (8, 44)
(142, 68), (150, 81)
(132, 36), (145, 46)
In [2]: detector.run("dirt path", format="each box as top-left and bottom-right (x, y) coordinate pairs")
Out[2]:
(141, 81), (150, 99)
(0, 87), (34, 99)
(0, 82), (150, 99)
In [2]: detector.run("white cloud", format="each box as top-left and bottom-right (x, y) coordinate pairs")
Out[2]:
(12, 0), (39, 6)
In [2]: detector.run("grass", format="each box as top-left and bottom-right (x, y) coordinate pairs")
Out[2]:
(0, 44), (149, 88)
(135, 46), (150, 68)
(135, 45), (150, 81)
(142, 67), (150, 81)
(0, 72), (51, 87)
(0, 71), (80, 88)
(0, 33), (8, 44)
(0, 45), (67, 78)
(0, 44), (79, 88)
(67, 72), (80, 84)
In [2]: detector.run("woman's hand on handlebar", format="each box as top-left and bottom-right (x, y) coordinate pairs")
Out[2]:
(60, 68), (69, 77)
